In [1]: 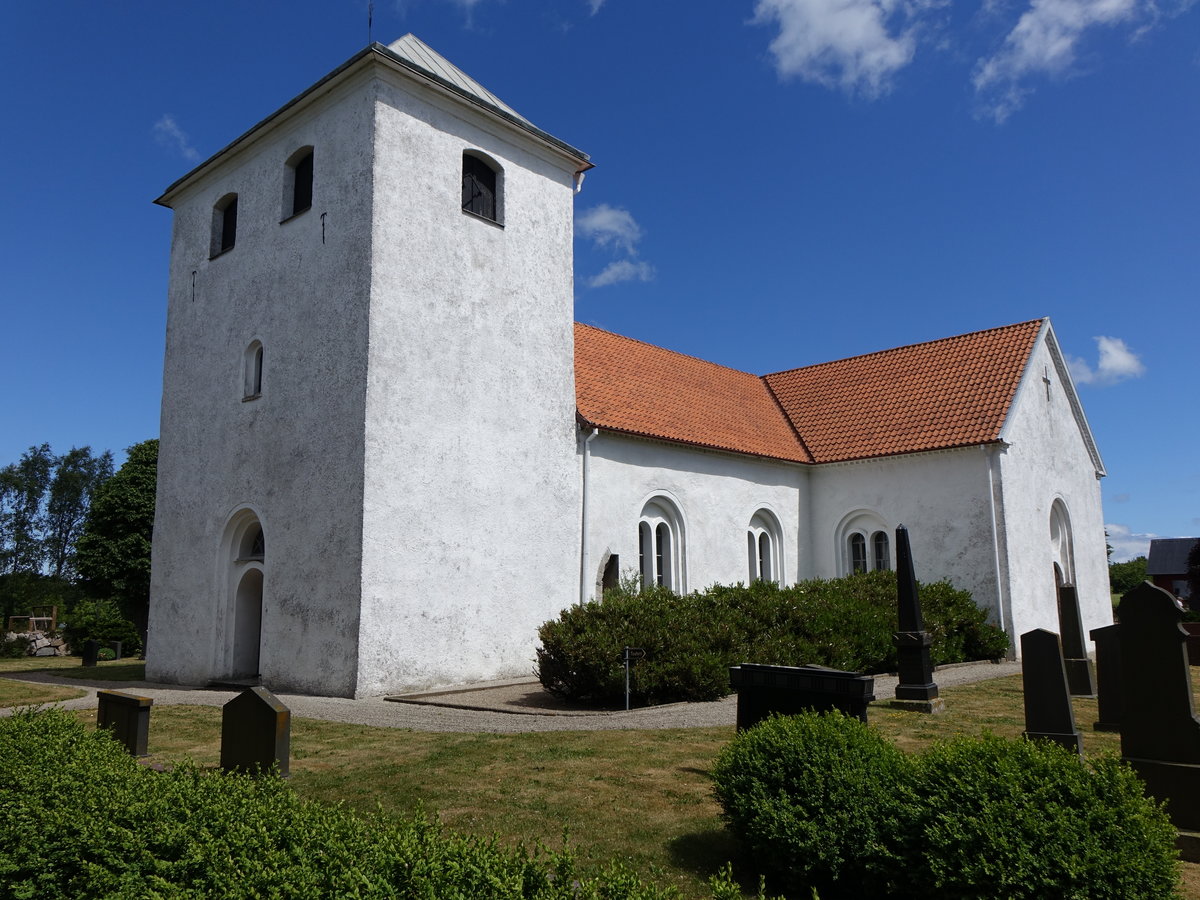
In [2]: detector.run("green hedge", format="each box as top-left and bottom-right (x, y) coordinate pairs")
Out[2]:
(0, 708), (761, 900)
(537, 572), (1009, 706)
(712, 712), (1180, 900)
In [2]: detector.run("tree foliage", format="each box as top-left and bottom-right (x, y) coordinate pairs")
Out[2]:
(74, 440), (158, 635)
(1108, 556), (1148, 596)
(0, 444), (112, 580)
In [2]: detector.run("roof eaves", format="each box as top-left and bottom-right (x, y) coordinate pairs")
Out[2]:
(575, 415), (811, 466)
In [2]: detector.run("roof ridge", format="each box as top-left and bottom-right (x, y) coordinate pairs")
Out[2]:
(765, 318), (1046, 380)
(574, 322), (760, 379)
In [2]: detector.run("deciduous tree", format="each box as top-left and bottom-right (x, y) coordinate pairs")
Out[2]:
(75, 440), (158, 637)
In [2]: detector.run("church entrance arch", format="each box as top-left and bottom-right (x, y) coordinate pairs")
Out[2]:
(220, 509), (265, 680)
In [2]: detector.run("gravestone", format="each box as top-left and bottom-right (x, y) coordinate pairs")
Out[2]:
(1089, 623), (1122, 732)
(1057, 583), (1096, 696)
(891, 525), (943, 713)
(220, 686), (291, 776)
(96, 690), (152, 756)
(730, 663), (875, 730)
(81, 639), (99, 667)
(1020, 628), (1082, 754)
(1117, 582), (1200, 842)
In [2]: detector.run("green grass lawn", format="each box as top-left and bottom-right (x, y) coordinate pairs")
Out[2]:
(5, 658), (1196, 898)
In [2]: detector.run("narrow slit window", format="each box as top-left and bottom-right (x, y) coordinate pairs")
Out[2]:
(212, 193), (239, 256)
(285, 147), (314, 219)
(243, 341), (264, 400)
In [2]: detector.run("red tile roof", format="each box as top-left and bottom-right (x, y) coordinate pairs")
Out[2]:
(764, 320), (1044, 462)
(575, 319), (1045, 465)
(574, 324), (811, 463)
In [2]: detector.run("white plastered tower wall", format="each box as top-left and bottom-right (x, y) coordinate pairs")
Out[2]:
(148, 66), (379, 696)
(992, 321), (1110, 645)
(581, 435), (809, 599)
(150, 42), (588, 697)
(353, 55), (584, 695)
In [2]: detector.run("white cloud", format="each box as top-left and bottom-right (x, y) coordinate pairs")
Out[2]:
(587, 0), (605, 12)
(1067, 335), (1146, 385)
(1106, 522), (1156, 561)
(153, 114), (200, 162)
(577, 204), (654, 289)
(973, 0), (1140, 121)
(588, 260), (656, 288)
(576, 204), (643, 255)
(752, 0), (920, 96)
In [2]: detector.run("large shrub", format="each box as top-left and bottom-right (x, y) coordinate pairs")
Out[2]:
(58, 597), (142, 656)
(537, 572), (1008, 706)
(711, 712), (913, 899)
(0, 708), (757, 900)
(712, 711), (1180, 900)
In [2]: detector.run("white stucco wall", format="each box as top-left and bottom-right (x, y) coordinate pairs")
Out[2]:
(582, 434), (808, 597)
(149, 72), (378, 696)
(352, 73), (583, 694)
(996, 329), (1110, 645)
(807, 449), (1005, 627)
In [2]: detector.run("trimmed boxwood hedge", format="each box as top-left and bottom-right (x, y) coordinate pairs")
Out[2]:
(712, 712), (1181, 900)
(0, 709), (761, 900)
(536, 572), (1009, 707)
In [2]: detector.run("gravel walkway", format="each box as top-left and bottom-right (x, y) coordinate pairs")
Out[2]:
(1, 659), (1020, 734)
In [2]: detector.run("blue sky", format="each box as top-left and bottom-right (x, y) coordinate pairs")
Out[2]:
(2, 1), (1196, 560)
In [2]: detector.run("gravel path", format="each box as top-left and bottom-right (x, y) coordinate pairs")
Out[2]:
(1, 659), (1020, 734)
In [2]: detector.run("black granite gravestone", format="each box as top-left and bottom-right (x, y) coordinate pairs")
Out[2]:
(1020, 628), (1082, 754)
(220, 686), (291, 776)
(891, 525), (942, 713)
(96, 690), (152, 756)
(81, 639), (99, 667)
(1117, 582), (1200, 838)
(1089, 623), (1121, 732)
(730, 663), (875, 730)
(1057, 583), (1096, 697)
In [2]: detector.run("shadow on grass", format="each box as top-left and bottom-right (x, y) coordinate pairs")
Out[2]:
(666, 825), (758, 887)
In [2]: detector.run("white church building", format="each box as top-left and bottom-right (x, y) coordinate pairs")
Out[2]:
(147, 36), (1111, 698)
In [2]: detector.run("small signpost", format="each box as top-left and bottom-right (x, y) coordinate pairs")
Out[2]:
(623, 646), (646, 710)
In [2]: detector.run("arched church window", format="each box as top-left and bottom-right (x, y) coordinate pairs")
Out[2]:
(462, 151), (502, 224)
(849, 533), (867, 574)
(211, 193), (238, 257)
(638, 497), (683, 591)
(747, 510), (782, 583)
(872, 531), (890, 571)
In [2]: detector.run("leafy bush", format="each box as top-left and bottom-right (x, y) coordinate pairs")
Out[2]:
(537, 572), (1008, 706)
(712, 711), (1180, 900)
(711, 712), (913, 898)
(0, 634), (31, 658)
(0, 708), (762, 900)
(58, 597), (141, 656)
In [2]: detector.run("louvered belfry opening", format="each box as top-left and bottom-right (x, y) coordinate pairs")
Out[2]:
(462, 153), (496, 221)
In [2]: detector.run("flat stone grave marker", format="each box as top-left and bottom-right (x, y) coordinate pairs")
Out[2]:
(730, 663), (875, 730)
(1020, 628), (1082, 754)
(220, 686), (291, 776)
(96, 690), (153, 757)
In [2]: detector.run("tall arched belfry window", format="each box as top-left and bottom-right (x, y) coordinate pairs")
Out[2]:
(462, 151), (502, 224)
